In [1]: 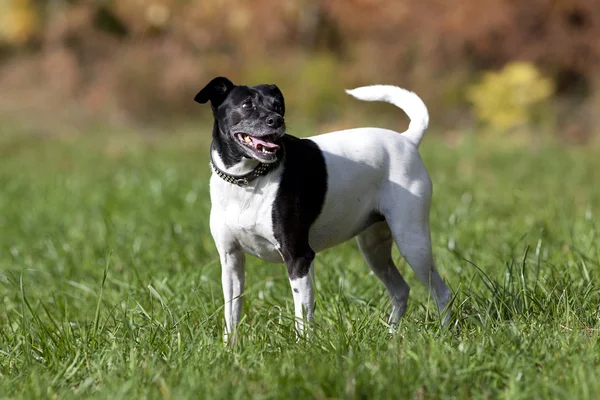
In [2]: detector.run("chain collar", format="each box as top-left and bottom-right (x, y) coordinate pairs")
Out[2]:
(210, 143), (281, 187)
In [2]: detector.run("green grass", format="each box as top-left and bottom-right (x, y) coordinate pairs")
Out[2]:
(1, 131), (599, 399)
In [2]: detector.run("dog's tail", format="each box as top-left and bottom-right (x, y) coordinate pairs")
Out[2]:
(345, 85), (429, 147)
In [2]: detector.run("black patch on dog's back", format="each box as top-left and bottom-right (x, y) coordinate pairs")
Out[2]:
(272, 135), (328, 279)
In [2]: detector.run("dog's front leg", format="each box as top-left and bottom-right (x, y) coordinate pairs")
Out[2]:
(286, 250), (315, 338)
(220, 249), (246, 344)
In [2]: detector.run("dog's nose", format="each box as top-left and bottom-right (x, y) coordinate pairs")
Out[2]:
(266, 115), (283, 128)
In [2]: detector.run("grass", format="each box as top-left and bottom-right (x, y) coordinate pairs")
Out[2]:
(0, 129), (599, 399)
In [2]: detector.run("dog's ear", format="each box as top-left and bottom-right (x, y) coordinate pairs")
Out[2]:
(194, 77), (235, 107)
(264, 84), (285, 116)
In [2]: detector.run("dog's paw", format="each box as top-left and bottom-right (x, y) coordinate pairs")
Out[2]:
(387, 323), (398, 335)
(223, 331), (239, 348)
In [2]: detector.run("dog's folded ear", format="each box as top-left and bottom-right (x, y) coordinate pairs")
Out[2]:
(194, 77), (235, 107)
(255, 84), (285, 116)
(268, 84), (285, 116)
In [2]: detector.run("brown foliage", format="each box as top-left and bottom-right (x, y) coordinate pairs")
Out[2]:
(0, 0), (599, 137)
(326, 0), (600, 85)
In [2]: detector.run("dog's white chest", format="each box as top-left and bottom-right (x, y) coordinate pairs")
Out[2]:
(210, 174), (284, 263)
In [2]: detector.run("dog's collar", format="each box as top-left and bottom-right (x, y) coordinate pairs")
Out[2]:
(210, 144), (281, 187)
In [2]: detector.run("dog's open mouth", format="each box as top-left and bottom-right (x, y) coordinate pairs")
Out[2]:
(236, 133), (280, 156)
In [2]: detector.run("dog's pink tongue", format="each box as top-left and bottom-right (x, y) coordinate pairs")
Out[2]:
(250, 136), (279, 150)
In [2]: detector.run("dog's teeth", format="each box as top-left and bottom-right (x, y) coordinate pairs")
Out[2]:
(244, 135), (251, 143)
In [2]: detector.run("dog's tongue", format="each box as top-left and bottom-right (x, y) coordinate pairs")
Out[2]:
(250, 136), (280, 150)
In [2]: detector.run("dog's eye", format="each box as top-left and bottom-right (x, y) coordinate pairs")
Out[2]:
(273, 103), (282, 114)
(242, 100), (253, 109)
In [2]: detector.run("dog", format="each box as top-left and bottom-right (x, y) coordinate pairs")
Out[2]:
(194, 77), (452, 342)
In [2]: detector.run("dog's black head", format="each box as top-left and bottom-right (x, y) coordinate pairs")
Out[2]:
(195, 77), (286, 164)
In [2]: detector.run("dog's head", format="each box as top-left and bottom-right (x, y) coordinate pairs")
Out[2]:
(195, 77), (285, 163)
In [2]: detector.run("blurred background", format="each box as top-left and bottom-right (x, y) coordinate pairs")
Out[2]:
(0, 0), (599, 144)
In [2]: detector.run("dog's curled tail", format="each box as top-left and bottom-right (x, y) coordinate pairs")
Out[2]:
(345, 85), (429, 147)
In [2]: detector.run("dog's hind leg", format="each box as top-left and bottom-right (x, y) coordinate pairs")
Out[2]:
(383, 188), (452, 325)
(357, 221), (411, 329)
(393, 228), (451, 325)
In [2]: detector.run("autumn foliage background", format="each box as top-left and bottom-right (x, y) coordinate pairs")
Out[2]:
(1, 0), (599, 143)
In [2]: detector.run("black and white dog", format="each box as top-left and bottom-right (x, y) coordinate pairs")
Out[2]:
(194, 77), (451, 341)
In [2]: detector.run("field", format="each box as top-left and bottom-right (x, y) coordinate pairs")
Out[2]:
(1, 129), (599, 399)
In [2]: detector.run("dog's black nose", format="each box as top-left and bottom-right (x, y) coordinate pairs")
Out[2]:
(266, 115), (283, 128)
